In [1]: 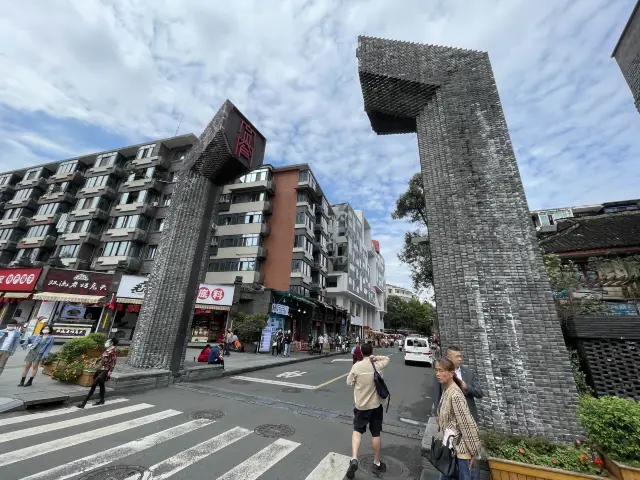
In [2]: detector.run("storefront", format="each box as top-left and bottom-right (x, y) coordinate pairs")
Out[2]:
(111, 274), (147, 341)
(191, 284), (234, 343)
(32, 268), (112, 339)
(0, 267), (43, 331)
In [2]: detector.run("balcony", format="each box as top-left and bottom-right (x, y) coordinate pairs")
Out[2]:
(0, 216), (30, 230)
(101, 227), (149, 244)
(92, 256), (142, 272)
(228, 178), (275, 194)
(130, 155), (170, 171)
(263, 201), (273, 215)
(47, 170), (85, 185)
(6, 197), (38, 211)
(18, 235), (57, 249)
(59, 257), (91, 270)
(0, 239), (19, 252)
(38, 191), (76, 205)
(111, 202), (157, 218)
(16, 177), (47, 191)
(218, 200), (231, 212)
(120, 177), (162, 193)
(86, 164), (126, 179)
(261, 223), (271, 236)
(58, 231), (101, 246)
(28, 212), (61, 226)
(77, 185), (117, 200)
(0, 184), (16, 195)
(204, 270), (264, 286)
(68, 207), (110, 223)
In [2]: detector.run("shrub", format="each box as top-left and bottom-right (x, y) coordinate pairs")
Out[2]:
(52, 360), (84, 382)
(234, 312), (268, 343)
(579, 395), (640, 467)
(59, 337), (97, 361)
(483, 431), (605, 475)
(86, 333), (106, 349)
(41, 351), (60, 366)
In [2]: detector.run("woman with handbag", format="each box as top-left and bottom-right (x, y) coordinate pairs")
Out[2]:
(434, 357), (481, 480)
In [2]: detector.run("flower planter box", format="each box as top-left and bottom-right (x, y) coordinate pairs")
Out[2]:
(116, 349), (129, 358)
(76, 371), (96, 387)
(41, 361), (58, 376)
(602, 455), (640, 480)
(86, 349), (104, 358)
(489, 458), (604, 480)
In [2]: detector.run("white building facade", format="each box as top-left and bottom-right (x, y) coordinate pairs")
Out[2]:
(386, 283), (417, 303)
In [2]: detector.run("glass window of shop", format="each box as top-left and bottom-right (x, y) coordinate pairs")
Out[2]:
(191, 309), (228, 343)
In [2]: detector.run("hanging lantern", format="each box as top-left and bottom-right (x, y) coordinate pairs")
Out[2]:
(116, 304), (124, 311)
(133, 304), (140, 313)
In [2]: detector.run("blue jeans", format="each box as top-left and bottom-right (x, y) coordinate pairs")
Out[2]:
(284, 344), (291, 357)
(440, 459), (478, 480)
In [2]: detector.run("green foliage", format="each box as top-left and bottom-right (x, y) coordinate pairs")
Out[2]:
(233, 312), (268, 343)
(86, 333), (106, 347)
(579, 396), (640, 467)
(384, 295), (434, 334)
(41, 351), (60, 366)
(52, 360), (84, 382)
(483, 431), (605, 475)
(59, 338), (98, 362)
(392, 173), (433, 292)
(568, 348), (593, 396)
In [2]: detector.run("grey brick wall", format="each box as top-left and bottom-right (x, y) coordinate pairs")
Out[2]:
(357, 36), (579, 440)
(128, 100), (266, 373)
(613, 4), (640, 114)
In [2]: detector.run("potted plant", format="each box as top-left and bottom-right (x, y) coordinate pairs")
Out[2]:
(484, 431), (606, 480)
(233, 312), (268, 353)
(41, 351), (60, 376)
(579, 396), (640, 480)
(76, 357), (100, 387)
(52, 360), (84, 384)
(85, 333), (106, 357)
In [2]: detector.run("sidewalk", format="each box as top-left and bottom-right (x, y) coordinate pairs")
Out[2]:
(0, 346), (342, 413)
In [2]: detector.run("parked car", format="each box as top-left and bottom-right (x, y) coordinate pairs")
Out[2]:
(403, 336), (433, 366)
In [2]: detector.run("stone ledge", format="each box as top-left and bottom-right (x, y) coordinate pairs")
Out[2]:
(183, 365), (224, 382)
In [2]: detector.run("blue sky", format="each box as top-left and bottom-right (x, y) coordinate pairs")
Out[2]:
(0, 0), (639, 292)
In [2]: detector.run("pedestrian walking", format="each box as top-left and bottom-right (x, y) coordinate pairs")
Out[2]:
(0, 320), (22, 377)
(271, 336), (278, 356)
(276, 329), (284, 356)
(77, 338), (119, 408)
(207, 344), (225, 368)
(224, 330), (233, 356)
(318, 333), (324, 352)
(434, 357), (481, 480)
(345, 343), (389, 478)
(283, 330), (292, 357)
(352, 344), (363, 364)
(18, 324), (55, 387)
(433, 346), (483, 421)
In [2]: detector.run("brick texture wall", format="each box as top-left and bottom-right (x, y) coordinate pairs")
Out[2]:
(614, 4), (640, 114)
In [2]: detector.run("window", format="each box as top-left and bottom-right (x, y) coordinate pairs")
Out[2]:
(161, 194), (172, 207)
(295, 211), (313, 230)
(289, 285), (310, 297)
(85, 175), (112, 188)
(13, 188), (34, 201)
(103, 241), (141, 257)
(0, 174), (10, 186)
(219, 193), (231, 203)
(232, 192), (265, 204)
(171, 149), (187, 162)
(327, 277), (338, 288)
(14, 247), (49, 263)
(76, 196), (109, 211)
(146, 245), (157, 260)
(0, 229), (22, 242)
(236, 168), (270, 184)
(119, 190), (152, 205)
(219, 234), (261, 248)
(208, 257), (260, 272)
(58, 244), (79, 259)
(294, 235), (313, 255)
(291, 259), (312, 277)
(127, 167), (156, 182)
(218, 212), (263, 225)
(36, 203), (61, 216)
(96, 153), (118, 167)
(297, 192), (310, 204)
(56, 161), (77, 175)
(153, 218), (165, 232)
(2, 208), (23, 220)
(26, 224), (52, 238)
(298, 170), (317, 190)
(110, 215), (149, 230)
(24, 168), (40, 181)
(136, 145), (155, 159)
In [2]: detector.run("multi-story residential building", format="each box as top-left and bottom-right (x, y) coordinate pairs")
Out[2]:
(385, 283), (417, 303)
(326, 203), (386, 335)
(613, 0), (640, 114)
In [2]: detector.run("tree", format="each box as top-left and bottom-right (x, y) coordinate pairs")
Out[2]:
(233, 312), (268, 343)
(384, 295), (434, 334)
(385, 295), (409, 331)
(392, 173), (433, 292)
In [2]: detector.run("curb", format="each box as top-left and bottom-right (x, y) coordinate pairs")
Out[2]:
(220, 351), (343, 378)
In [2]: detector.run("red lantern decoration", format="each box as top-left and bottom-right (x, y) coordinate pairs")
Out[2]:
(116, 304), (124, 311)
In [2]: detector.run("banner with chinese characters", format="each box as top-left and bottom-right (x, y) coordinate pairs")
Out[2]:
(43, 269), (112, 296)
(196, 284), (234, 306)
(0, 268), (42, 292)
(51, 323), (93, 338)
(271, 303), (290, 316)
(117, 275), (148, 299)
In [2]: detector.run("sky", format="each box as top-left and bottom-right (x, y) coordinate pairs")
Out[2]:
(0, 0), (639, 293)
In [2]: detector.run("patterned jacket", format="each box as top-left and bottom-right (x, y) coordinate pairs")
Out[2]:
(99, 347), (118, 376)
(437, 383), (481, 459)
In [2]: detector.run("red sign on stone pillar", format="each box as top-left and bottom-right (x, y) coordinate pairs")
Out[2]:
(234, 120), (257, 166)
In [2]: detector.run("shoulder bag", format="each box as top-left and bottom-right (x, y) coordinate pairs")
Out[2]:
(370, 358), (391, 412)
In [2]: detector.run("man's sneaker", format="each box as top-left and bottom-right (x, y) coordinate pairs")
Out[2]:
(346, 458), (359, 479)
(372, 460), (387, 473)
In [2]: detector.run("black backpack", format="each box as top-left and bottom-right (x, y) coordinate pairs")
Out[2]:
(370, 358), (391, 412)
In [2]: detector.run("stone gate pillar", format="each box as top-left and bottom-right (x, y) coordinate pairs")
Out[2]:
(128, 100), (266, 373)
(357, 36), (578, 440)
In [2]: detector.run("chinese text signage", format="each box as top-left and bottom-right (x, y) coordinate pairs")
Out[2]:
(43, 269), (112, 296)
(0, 268), (42, 292)
(51, 323), (92, 338)
(117, 275), (148, 299)
(196, 284), (234, 306)
(271, 303), (290, 316)
(225, 107), (266, 170)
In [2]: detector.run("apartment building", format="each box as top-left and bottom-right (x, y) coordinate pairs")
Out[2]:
(385, 283), (417, 303)
(0, 135), (196, 272)
(326, 203), (386, 334)
(206, 164), (332, 300)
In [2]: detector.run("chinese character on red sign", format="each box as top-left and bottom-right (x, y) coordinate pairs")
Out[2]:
(198, 287), (210, 301)
(211, 288), (224, 302)
(234, 120), (256, 166)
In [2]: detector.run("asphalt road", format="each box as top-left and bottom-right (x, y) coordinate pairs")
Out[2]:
(0, 347), (439, 480)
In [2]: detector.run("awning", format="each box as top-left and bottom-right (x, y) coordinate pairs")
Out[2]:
(195, 303), (230, 311)
(2, 292), (33, 299)
(117, 297), (144, 305)
(32, 293), (105, 304)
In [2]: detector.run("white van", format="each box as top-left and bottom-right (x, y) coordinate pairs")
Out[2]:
(403, 336), (433, 366)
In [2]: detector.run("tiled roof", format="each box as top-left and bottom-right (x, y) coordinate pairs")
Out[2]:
(539, 211), (640, 253)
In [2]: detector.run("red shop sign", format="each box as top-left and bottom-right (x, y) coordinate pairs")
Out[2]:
(43, 268), (112, 296)
(0, 268), (42, 292)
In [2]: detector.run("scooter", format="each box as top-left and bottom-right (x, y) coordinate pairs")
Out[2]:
(308, 341), (322, 355)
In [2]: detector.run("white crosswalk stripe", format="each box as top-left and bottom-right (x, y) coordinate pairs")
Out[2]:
(0, 401), (356, 480)
(0, 397), (129, 426)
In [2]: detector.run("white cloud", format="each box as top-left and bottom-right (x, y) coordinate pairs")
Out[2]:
(0, 0), (638, 293)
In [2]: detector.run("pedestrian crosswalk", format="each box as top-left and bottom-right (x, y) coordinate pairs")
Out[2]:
(0, 399), (356, 480)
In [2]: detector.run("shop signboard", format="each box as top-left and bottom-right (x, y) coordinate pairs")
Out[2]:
(259, 328), (274, 353)
(117, 275), (148, 299)
(603, 301), (638, 316)
(0, 268), (42, 292)
(267, 316), (284, 330)
(60, 303), (87, 320)
(196, 284), (234, 306)
(271, 303), (290, 316)
(43, 269), (112, 296)
(51, 323), (92, 338)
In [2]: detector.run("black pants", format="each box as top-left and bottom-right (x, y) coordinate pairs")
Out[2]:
(85, 370), (108, 403)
